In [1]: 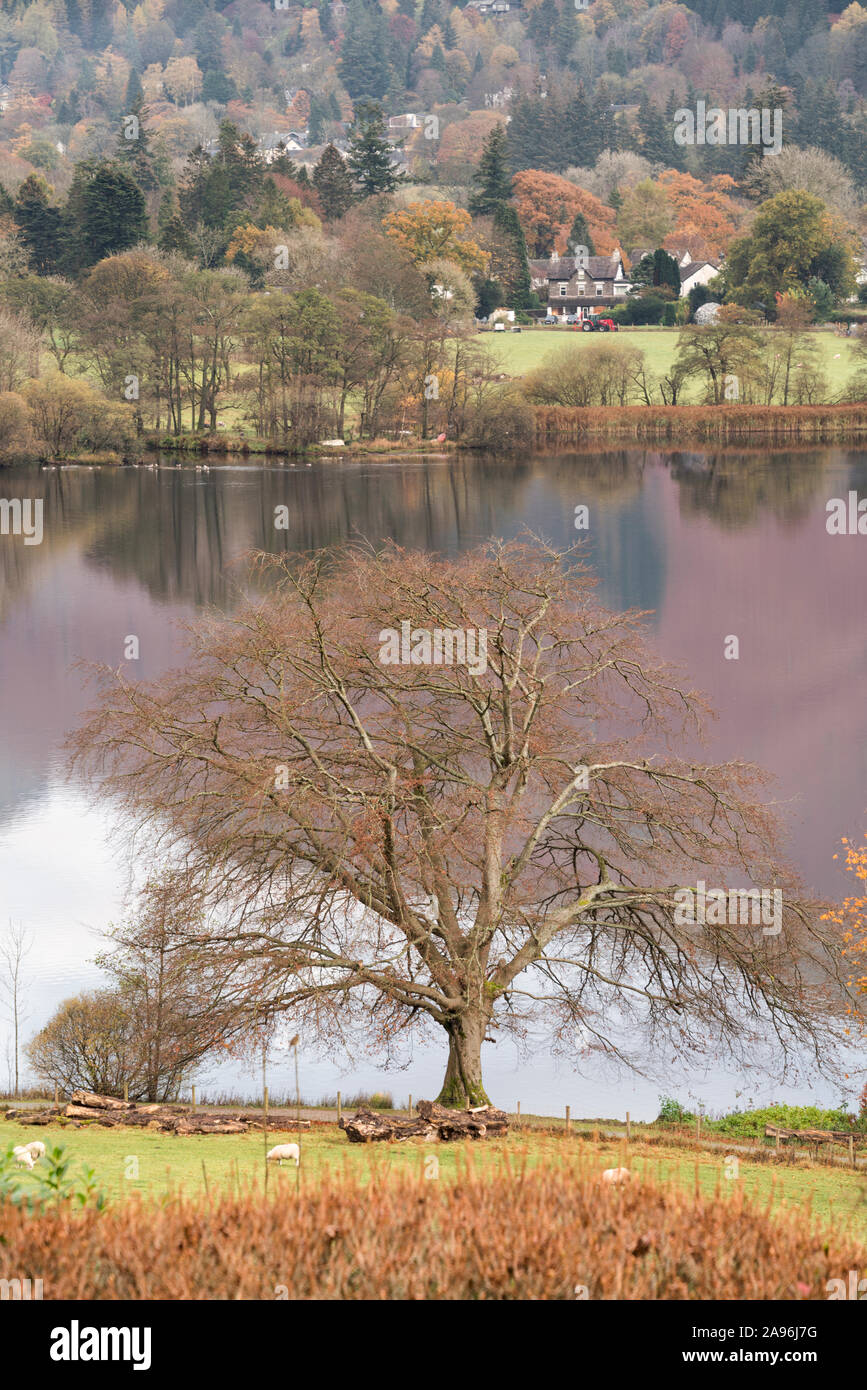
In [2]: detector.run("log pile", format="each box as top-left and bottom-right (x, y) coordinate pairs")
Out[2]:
(339, 1100), (509, 1144)
(5, 1089), (311, 1136)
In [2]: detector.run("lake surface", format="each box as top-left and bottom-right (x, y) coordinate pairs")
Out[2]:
(1, 447), (865, 1118)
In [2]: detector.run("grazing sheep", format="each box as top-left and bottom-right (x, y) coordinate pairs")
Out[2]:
(266, 1143), (300, 1167)
(12, 1147), (35, 1170)
(600, 1167), (631, 1186)
(22, 1140), (46, 1160)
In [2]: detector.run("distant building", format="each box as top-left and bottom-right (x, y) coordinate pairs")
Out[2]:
(388, 113), (421, 132)
(466, 0), (513, 13)
(259, 131), (308, 162)
(529, 251), (632, 317)
(679, 259), (720, 298)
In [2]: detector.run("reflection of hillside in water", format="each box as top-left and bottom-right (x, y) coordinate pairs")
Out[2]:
(668, 448), (842, 529)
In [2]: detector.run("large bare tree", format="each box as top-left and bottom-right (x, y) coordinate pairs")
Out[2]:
(70, 539), (852, 1105)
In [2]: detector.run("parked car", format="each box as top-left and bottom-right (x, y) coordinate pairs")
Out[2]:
(564, 313), (582, 324)
(542, 315), (560, 326)
(493, 321), (506, 331)
(580, 316), (618, 332)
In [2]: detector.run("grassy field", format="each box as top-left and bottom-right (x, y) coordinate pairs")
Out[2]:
(484, 326), (862, 399)
(5, 1118), (866, 1238)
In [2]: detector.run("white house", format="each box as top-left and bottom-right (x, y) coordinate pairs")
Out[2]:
(679, 259), (720, 298)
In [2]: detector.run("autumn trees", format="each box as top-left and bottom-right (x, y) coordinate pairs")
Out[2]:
(69, 539), (852, 1107)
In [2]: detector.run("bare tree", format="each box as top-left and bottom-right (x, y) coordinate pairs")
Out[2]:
(69, 539), (854, 1106)
(0, 920), (31, 1098)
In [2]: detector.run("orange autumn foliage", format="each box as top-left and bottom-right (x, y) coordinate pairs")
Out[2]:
(823, 837), (867, 1022)
(659, 169), (744, 259)
(511, 170), (618, 257)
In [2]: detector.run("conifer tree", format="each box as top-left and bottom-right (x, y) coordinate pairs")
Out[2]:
(468, 124), (512, 216)
(347, 103), (404, 196)
(313, 143), (356, 220)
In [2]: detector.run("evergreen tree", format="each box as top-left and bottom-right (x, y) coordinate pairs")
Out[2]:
(313, 143), (356, 220)
(308, 91), (332, 144)
(158, 211), (194, 259)
(634, 93), (671, 166)
(492, 202), (533, 311)
(567, 211), (595, 257)
(65, 160), (148, 271)
(468, 124), (512, 216)
(347, 103), (404, 196)
(125, 68), (143, 109)
(116, 97), (158, 192)
(202, 70), (238, 103)
(13, 174), (64, 275)
(338, 0), (392, 101)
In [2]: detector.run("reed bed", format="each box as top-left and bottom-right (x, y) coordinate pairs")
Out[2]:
(533, 404), (867, 446)
(2, 1157), (863, 1300)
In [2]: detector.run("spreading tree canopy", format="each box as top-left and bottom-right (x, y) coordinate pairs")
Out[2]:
(69, 540), (854, 1106)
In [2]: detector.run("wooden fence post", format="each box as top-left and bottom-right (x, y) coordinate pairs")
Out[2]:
(337, 1090), (341, 1124)
(696, 1114), (701, 1140)
(565, 1105), (571, 1133)
(123, 1081), (128, 1104)
(850, 1135), (856, 1169)
(191, 1085), (196, 1113)
(54, 1083), (58, 1107)
(516, 1100), (521, 1128)
(408, 1093), (412, 1118)
(626, 1111), (631, 1142)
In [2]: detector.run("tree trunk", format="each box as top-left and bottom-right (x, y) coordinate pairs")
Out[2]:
(436, 1013), (491, 1108)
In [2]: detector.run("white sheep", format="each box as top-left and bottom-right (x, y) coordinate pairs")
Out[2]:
(22, 1140), (46, 1160)
(600, 1167), (631, 1186)
(266, 1143), (300, 1167)
(12, 1147), (35, 1170)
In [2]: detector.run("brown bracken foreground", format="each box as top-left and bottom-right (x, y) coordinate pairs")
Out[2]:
(2, 1165), (864, 1299)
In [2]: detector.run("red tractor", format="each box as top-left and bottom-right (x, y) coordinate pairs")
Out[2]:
(577, 315), (618, 332)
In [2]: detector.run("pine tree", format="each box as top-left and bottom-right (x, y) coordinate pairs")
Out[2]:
(347, 103), (404, 196)
(13, 174), (64, 275)
(492, 202), (533, 311)
(567, 211), (595, 257)
(468, 124), (512, 216)
(125, 68), (143, 109)
(116, 96), (158, 192)
(313, 143), (356, 220)
(65, 160), (148, 272)
(338, 0), (392, 101)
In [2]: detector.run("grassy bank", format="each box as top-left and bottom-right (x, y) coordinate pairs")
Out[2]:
(4, 1119), (866, 1238)
(487, 326), (862, 396)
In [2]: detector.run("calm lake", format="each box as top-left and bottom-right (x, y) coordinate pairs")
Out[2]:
(1, 447), (865, 1118)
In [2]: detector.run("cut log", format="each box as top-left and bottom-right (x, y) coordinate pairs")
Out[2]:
(339, 1108), (435, 1143)
(64, 1104), (109, 1120)
(416, 1100), (508, 1140)
(69, 1090), (132, 1111)
(339, 1102), (509, 1144)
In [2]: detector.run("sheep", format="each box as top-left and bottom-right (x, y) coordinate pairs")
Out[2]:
(12, 1147), (35, 1170)
(22, 1140), (46, 1160)
(266, 1143), (300, 1167)
(600, 1167), (631, 1186)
